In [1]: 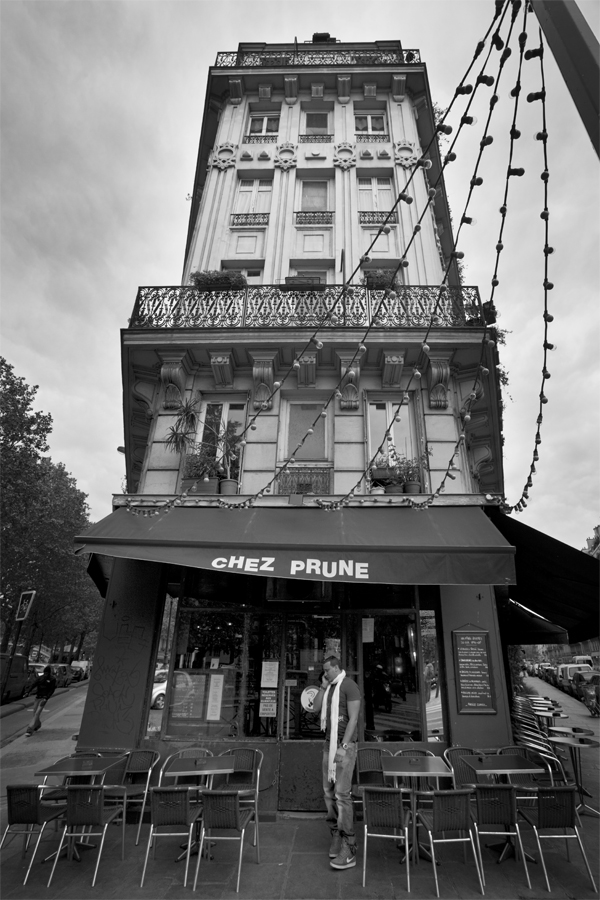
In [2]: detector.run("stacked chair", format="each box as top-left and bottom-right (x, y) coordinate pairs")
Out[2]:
(1, 785), (67, 886)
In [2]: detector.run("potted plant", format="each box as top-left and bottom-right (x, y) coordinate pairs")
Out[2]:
(369, 451), (404, 494)
(164, 397), (200, 455)
(185, 418), (244, 495)
(189, 269), (248, 291)
(361, 269), (401, 292)
(396, 449), (432, 494)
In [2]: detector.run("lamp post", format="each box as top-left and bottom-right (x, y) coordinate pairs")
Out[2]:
(0, 591), (36, 702)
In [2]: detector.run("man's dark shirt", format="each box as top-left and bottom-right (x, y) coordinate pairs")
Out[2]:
(35, 674), (56, 701)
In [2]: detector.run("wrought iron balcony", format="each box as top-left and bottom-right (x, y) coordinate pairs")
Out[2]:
(231, 213), (270, 227)
(275, 467), (331, 495)
(355, 134), (390, 142)
(242, 134), (278, 143)
(359, 211), (398, 225)
(215, 49), (421, 67)
(299, 134), (333, 143)
(130, 284), (484, 330)
(294, 211), (334, 225)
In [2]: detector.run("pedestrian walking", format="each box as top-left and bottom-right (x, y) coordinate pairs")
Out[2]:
(25, 665), (56, 735)
(312, 656), (361, 870)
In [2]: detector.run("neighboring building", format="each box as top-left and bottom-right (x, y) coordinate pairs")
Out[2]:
(582, 525), (600, 559)
(75, 34), (595, 813)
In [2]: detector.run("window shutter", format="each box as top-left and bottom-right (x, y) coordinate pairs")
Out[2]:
(235, 180), (254, 213)
(376, 178), (392, 211)
(358, 177), (373, 211)
(301, 181), (327, 211)
(255, 180), (272, 213)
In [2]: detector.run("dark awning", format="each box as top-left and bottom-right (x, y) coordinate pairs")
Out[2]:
(76, 506), (515, 587)
(497, 601), (569, 645)
(488, 512), (599, 644)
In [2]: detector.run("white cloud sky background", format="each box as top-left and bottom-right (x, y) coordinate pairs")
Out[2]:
(1, 0), (598, 551)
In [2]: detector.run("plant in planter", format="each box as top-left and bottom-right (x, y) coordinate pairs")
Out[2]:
(189, 269), (248, 291)
(164, 397), (200, 454)
(370, 447), (431, 494)
(395, 448), (432, 494)
(360, 269), (402, 291)
(184, 419), (244, 495)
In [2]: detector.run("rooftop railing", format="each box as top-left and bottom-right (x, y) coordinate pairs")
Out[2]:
(214, 49), (421, 67)
(130, 285), (484, 330)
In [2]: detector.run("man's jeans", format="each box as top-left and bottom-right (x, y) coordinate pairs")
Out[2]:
(28, 697), (47, 732)
(323, 742), (357, 848)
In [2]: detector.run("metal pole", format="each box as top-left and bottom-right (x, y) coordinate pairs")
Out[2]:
(0, 620), (23, 702)
(530, 0), (599, 157)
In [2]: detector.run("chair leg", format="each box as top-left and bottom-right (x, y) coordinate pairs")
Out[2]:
(575, 827), (598, 892)
(183, 822), (195, 888)
(47, 825), (67, 887)
(24, 824), (46, 885)
(469, 831), (485, 896)
(473, 825), (486, 886)
(236, 828), (245, 893)
(532, 826), (549, 892)
(135, 790), (149, 846)
(254, 812), (260, 864)
(404, 824), (411, 894)
(192, 824), (206, 891)
(0, 824), (11, 851)
(514, 825), (531, 889)
(362, 827), (368, 888)
(429, 834), (440, 898)
(91, 824), (109, 887)
(140, 826), (154, 887)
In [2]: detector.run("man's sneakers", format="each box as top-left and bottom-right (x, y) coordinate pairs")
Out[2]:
(329, 831), (343, 858)
(330, 838), (357, 870)
(25, 729), (32, 737)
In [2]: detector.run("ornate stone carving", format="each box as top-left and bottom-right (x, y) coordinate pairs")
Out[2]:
(158, 354), (187, 409)
(248, 350), (278, 410)
(228, 79), (243, 105)
(258, 83), (272, 99)
(311, 83), (324, 98)
(469, 438), (494, 483)
(274, 142), (298, 170)
(392, 74), (407, 102)
(394, 140), (419, 168)
(240, 150), (253, 160)
(333, 142), (356, 170)
(377, 148), (392, 159)
(336, 352), (360, 410)
(360, 149), (374, 159)
(337, 75), (351, 104)
(363, 83), (377, 99)
(296, 352), (317, 387)
(427, 357), (451, 409)
(208, 143), (238, 170)
(381, 350), (405, 388)
(284, 75), (298, 105)
(210, 352), (234, 388)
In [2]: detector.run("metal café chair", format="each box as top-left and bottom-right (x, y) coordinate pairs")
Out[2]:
(444, 747), (486, 789)
(519, 786), (597, 893)
(395, 748), (437, 792)
(158, 748), (213, 793)
(103, 749), (161, 846)
(472, 784), (531, 890)
(141, 787), (203, 888)
(47, 786), (122, 888)
(353, 747), (393, 816)
(362, 787), (410, 890)
(415, 790), (484, 898)
(192, 789), (259, 894)
(218, 748), (263, 845)
(1, 785), (67, 885)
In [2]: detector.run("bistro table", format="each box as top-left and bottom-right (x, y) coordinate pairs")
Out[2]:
(463, 754), (545, 863)
(532, 709), (569, 733)
(34, 755), (127, 862)
(159, 757), (235, 861)
(382, 755), (452, 863)
(547, 735), (600, 818)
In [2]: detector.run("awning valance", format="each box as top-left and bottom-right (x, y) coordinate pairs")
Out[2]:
(497, 601), (569, 645)
(76, 506), (515, 587)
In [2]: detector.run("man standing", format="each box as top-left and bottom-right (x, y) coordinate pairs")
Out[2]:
(312, 655), (361, 870)
(25, 665), (56, 735)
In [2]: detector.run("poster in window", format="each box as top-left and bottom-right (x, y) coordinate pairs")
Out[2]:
(259, 689), (277, 717)
(169, 671), (207, 719)
(206, 673), (225, 721)
(261, 660), (279, 688)
(452, 625), (496, 714)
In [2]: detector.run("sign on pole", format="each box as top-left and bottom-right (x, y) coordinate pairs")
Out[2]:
(15, 590), (36, 621)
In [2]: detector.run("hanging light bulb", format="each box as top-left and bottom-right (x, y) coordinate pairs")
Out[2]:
(436, 123), (453, 135)
(471, 176), (483, 187)
(273, 381), (281, 389)
(461, 115), (477, 126)
(413, 223), (421, 233)
(310, 337), (323, 349)
(422, 342), (430, 353)
(455, 84), (473, 95)
(461, 216), (476, 225)
(292, 359), (301, 369)
(428, 188), (437, 199)
(480, 135), (494, 147)
(445, 152), (457, 163)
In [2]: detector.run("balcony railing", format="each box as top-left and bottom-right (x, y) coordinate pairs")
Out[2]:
(215, 49), (421, 67)
(299, 134), (333, 143)
(355, 133), (390, 142)
(231, 213), (270, 227)
(130, 285), (484, 330)
(294, 211), (334, 225)
(275, 467), (331, 495)
(242, 134), (278, 143)
(359, 211), (398, 225)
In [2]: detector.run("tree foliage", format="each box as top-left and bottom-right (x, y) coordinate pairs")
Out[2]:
(1, 358), (103, 654)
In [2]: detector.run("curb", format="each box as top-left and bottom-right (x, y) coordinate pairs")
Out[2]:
(0, 680), (87, 720)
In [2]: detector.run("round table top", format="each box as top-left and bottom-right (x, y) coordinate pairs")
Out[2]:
(549, 726), (594, 737)
(547, 735), (599, 749)
(534, 710), (568, 719)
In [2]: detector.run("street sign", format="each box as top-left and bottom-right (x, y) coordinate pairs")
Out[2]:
(15, 590), (36, 621)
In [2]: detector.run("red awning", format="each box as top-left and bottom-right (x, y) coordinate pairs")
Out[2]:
(76, 506), (515, 587)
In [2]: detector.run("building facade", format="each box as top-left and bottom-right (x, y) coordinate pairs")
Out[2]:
(77, 35), (520, 813)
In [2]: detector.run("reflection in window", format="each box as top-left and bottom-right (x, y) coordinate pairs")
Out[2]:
(362, 614), (421, 740)
(420, 608), (445, 741)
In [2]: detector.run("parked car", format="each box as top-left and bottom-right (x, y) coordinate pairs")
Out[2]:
(51, 664), (73, 688)
(556, 663), (593, 696)
(70, 661), (91, 680)
(573, 671), (600, 715)
(151, 679), (166, 710)
(23, 663), (46, 696)
(0, 653), (30, 702)
(68, 665), (84, 682)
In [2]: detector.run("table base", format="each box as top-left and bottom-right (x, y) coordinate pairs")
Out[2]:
(487, 838), (536, 864)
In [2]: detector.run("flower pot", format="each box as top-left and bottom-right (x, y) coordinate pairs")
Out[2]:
(371, 467), (394, 481)
(384, 484), (404, 494)
(403, 481), (421, 494)
(219, 479), (239, 495)
(181, 476), (219, 494)
(370, 486), (385, 495)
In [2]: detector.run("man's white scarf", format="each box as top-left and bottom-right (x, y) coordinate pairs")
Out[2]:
(321, 670), (346, 782)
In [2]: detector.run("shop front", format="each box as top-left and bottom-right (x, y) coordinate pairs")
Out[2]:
(75, 504), (516, 812)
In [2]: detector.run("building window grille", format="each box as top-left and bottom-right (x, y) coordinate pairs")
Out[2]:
(275, 466), (331, 495)
(231, 213), (270, 226)
(358, 211), (397, 225)
(299, 134), (333, 143)
(295, 211), (334, 225)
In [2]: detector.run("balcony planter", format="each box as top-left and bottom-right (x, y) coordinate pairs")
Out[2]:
(189, 270), (248, 291)
(384, 484), (404, 494)
(371, 467), (394, 482)
(181, 477), (219, 494)
(219, 479), (239, 495)
(403, 480), (421, 494)
(281, 278), (326, 293)
(370, 486), (385, 495)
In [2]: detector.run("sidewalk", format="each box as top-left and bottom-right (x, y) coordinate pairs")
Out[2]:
(1, 677), (598, 899)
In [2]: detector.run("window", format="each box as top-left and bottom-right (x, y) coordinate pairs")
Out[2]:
(232, 180), (272, 226)
(358, 177), (393, 212)
(242, 268), (263, 285)
(355, 113), (386, 134)
(368, 398), (416, 468)
(289, 269), (328, 285)
(288, 403), (326, 459)
(305, 112), (328, 135)
(301, 181), (328, 211)
(249, 115), (279, 136)
(189, 399), (247, 481)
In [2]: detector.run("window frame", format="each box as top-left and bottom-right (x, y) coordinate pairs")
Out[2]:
(358, 176), (394, 212)
(248, 114), (280, 136)
(192, 395), (248, 479)
(366, 394), (419, 473)
(303, 111), (329, 136)
(234, 178), (273, 215)
(354, 112), (387, 135)
(278, 397), (333, 464)
(298, 180), (330, 213)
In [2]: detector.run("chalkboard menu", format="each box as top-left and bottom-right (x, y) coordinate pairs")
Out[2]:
(452, 626), (496, 715)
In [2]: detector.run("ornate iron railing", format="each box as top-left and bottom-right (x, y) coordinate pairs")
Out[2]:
(215, 49), (421, 67)
(294, 211), (334, 225)
(231, 213), (270, 227)
(275, 467), (331, 495)
(242, 135), (278, 144)
(130, 285), (484, 330)
(359, 211), (398, 225)
(299, 134), (333, 143)
(355, 134), (390, 142)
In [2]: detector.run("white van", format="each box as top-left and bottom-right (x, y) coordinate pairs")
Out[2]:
(70, 661), (91, 679)
(557, 663), (592, 695)
(572, 655), (593, 667)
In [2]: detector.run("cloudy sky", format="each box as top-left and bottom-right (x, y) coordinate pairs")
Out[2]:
(1, 0), (598, 551)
